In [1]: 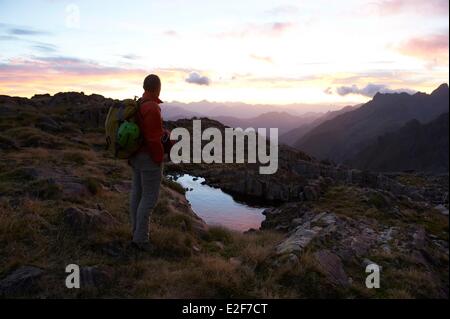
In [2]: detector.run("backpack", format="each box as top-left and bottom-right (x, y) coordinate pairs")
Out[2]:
(105, 98), (143, 159)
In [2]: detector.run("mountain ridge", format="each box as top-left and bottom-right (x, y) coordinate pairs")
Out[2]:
(294, 83), (449, 165)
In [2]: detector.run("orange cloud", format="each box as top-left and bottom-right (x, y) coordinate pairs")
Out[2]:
(0, 56), (191, 97)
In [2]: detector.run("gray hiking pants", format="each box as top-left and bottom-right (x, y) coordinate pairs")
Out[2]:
(129, 152), (162, 243)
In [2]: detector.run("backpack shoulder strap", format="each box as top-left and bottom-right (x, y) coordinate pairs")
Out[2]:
(135, 98), (144, 122)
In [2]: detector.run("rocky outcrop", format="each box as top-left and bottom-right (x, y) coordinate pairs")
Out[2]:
(266, 200), (447, 258)
(273, 211), (337, 256)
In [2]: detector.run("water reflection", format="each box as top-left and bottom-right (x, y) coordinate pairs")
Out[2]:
(171, 174), (266, 232)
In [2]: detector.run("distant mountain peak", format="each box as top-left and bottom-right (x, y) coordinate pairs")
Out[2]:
(431, 83), (449, 97)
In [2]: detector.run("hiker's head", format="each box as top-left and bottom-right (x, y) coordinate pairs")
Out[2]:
(143, 74), (161, 97)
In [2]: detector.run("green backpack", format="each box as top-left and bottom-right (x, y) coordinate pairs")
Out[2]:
(105, 98), (143, 159)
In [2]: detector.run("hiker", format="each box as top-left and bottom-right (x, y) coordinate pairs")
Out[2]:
(129, 74), (166, 252)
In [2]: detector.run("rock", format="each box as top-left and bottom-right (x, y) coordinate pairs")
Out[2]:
(35, 116), (62, 132)
(0, 135), (19, 150)
(229, 257), (242, 266)
(113, 180), (132, 193)
(412, 227), (426, 249)
(313, 250), (349, 287)
(303, 185), (318, 201)
(59, 178), (91, 197)
(276, 226), (320, 255)
(0, 266), (44, 296)
(434, 204), (449, 216)
(81, 266), (112, 287)
(213, 241), (225, 250)
(64, 207), (118, 233)
(284, 253), (299, 266)
(362, 259), (382, 271)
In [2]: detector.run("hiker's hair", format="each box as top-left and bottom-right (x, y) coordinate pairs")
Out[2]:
(143, 74), (161, 92)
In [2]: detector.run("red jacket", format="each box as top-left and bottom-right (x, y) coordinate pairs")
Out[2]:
(137, 91), (164, 164)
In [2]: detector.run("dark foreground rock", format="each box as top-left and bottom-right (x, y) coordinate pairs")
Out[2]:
(0, 266), (44, 296)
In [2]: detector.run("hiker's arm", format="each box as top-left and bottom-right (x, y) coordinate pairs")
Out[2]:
(142, 105), (164, 164)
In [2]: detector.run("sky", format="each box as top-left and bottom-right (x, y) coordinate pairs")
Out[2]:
(0, 0), (448, 108)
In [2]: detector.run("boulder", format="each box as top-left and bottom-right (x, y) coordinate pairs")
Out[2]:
(0, 266), (44, 296)
(80, 266), (112, 287)
(64, 207), (118, 233)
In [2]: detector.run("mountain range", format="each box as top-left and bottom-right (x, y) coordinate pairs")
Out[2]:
(162, 100), (344, 120)
(291, 83), (449, 171)
(279, 105), (360, 146)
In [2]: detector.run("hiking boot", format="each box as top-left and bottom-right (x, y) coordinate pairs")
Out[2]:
(131, 241), (154, 253)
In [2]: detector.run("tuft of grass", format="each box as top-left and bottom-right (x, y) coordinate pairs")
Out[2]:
(0, 168), (37, 183)
(28, 179), (62, 200)
(3, 126), (63, 149)
(162, 177), (186, 195)
(203, 226), (234, 245)
(83, 177), (101, 195)
(63, 151), (87, 165)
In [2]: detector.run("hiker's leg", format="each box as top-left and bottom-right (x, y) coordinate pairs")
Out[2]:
(130, 164), (142, 234)
(133, 162), (162, 244)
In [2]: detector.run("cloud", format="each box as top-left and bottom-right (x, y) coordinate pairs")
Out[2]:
(32, 43), (58, 53)
(8, 28), (50, 36)
(185, 72), (210, 85)
(217, 21), (294, 38)
(250, 54), (273, 64)
(0, 23), (51, 36)
(335, 83), (416, 97)
(0, 24), (57, 53)
(120, 54), (141, 60)
(371, 0), (449, 16)
(265, 5), (300, 16)
(0, 56), (144, 96)
(396, 32), (449, 65)
(324, 87), (333, 95)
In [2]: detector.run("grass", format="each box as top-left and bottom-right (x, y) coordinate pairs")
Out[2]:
(396, 174), (430, 188)
(162, 177), (186, 195)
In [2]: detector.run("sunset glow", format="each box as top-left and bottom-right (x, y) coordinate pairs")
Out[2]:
(0, 0), (448, 107)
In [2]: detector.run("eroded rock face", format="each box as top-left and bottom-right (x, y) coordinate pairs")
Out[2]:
(276, 226), (321, 255)
(0, 266), (44, 296)
(313, 250), (350, 287)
